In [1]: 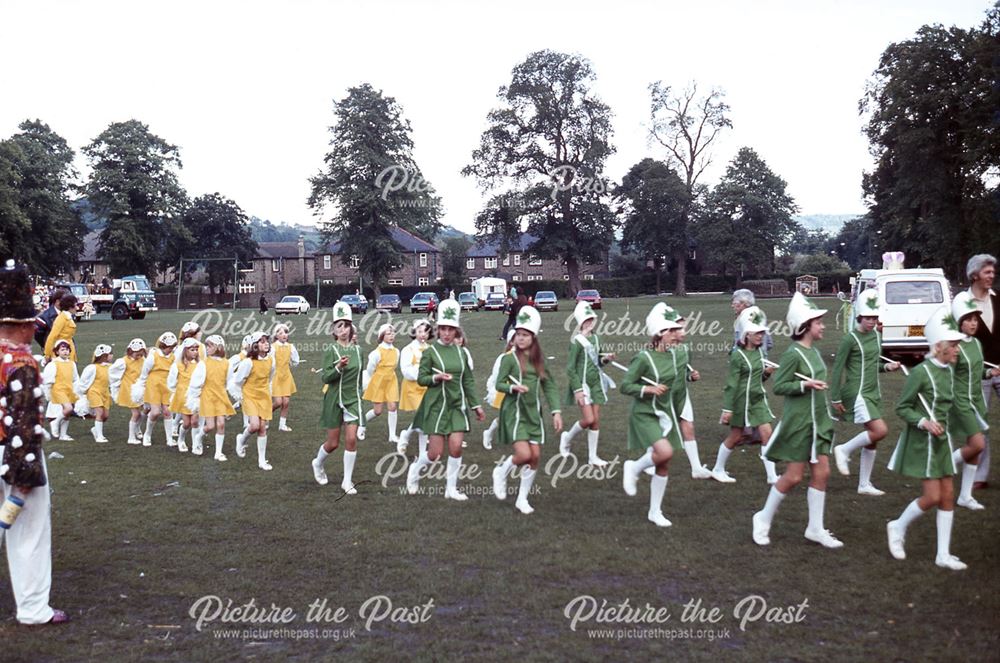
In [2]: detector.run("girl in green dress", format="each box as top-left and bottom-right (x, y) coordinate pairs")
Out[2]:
(491, 306), (563, 513)
(948, 292), (1000, 510)
(312, 303), (366, 495)
(619, 302), (684, 528)
(405, 299), (485, 501)
(752, 293), (843, 549)
(886, 306), (969, 570)
(713, 306), (777, 484)
(831, 288), (902, 495)
(669, 315), (712, 479)
(559, 301), (614, 466)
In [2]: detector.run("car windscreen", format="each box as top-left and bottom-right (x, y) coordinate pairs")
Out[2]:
(578, 290), (597, 296)
(280, 297), (297, 303)
(884, 281), (944, 305)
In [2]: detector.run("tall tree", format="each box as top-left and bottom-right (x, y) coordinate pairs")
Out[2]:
(648, 81), (732, 295)
(439, 236), (471, 292)
(309, 84), (442, 298)
(1, 121), (86, 275)
(698, 148), (798, 280)
(81, 120), (188, 277)
(177, 194), (258, 293)
(614, 158), (690, 295)
(861, 6), (1000, 278)
(0, 142), (31, 262)
(463, 50), (616, 296)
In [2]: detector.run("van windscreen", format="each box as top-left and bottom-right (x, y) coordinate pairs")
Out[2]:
(885, 281), (943, 305)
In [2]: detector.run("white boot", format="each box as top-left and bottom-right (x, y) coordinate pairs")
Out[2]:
(493, 456), (513, 500)
(257, 436), (271, 470)
(127, 419), (140, 445)
(91, 421), (108, 443)
(684, 440), (710, 478)
(957, 463), (984, 510)
(515, 468), (537, 514)
(711, 444), (736, 483)
(341, 450), (357, 494)
(312, 445), (329, 485)
(59, 417), (73, 441)
(213, 433), (226, 461)
(857, 448), (884, 495)
(804, 487), (843, 548)
(176, 425), (189, 453)
(647, 474), (671, 527)
(887, 499), (924, 560)
(752, 486), (786, 546)
(588, 430), (608, 467)
(164, 418), (176, 447)
(279, 416), (292, 432)
(445, 456), (468, 501)
(934, 510), (966, 570)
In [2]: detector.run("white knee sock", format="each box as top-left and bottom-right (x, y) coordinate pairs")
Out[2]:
(806, 487), (827, 532)
(128, 420), (137, 440)
(93, 421), (104, 438)
(498, 456), (514, 478)
(315, 444), (330, 465)
(215, 433), (224, 456)
(683, 440), (702, 469)
(896, 499), (925, 531)
(257, 436), (267, 464)
(952, 448), (965, 467)
(588, 430), (604, 461)
(144, 413), (155, 441)
(566, 421), (584, 442)
(365, 409), (377, 423)
(279, 416), (288, 428)
(446, 456), (462, 492)
(761, 455), (778, 483)
(960, 463), (978, 501)
(343, 450), (357, 487)
(760, 486), (786, 524)
(177, 425), (187, 445)
(713, 443), (731, 472)
(859, 448), (877, 487)
(164, 418), (175, 442)
(50, 414), (62, 437)
(388, 411), (398, 439)
(936, 509), (955, 559)
(60, 417), (70, 438)
(487, 419), (499, 435)
(633, 448), (655, 474)
(517, 468), (537, 505)
(649, 474), (668, 515)
(842, 431), (872, 455)
(418, 433), (428, 456)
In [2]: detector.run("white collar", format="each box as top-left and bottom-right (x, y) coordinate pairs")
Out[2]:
(380, 342), (394, 349)
(930, 357), (949, 368)
(968, 286), (996, 299)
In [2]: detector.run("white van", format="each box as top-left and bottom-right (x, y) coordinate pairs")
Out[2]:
(850, 268), (952, 361)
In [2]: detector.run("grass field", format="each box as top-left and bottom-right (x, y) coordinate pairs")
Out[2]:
(1, 296), (997, 662)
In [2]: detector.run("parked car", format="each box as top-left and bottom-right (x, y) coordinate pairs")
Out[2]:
(576, 289), (602, 309)
(275, 295), (310, 315)
(376, 294), (402, 314)
(338, 294), (368, 314)
(409, 292), (439, 313)
(458, 292), (479, 311)
(483, 292), (506, 311)
(534, 290), (558, 312)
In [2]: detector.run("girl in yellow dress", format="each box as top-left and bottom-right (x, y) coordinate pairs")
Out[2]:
(229, 334), (252, 431)
(42, 339), (79, 440)
(187, 335), (236, 461)
(362, 324), (401, 444)
(168, 338), (201, 454)
(132, 332), (178, 446)
(109, 338), (148, 445)
(43, 293), (78, 362)
(229, 331), (275, 471)
(271, 323), (300, 432)
(396, 320), (432, 455)
(74, 344), (114, 443)
(170, 321), (206, 443)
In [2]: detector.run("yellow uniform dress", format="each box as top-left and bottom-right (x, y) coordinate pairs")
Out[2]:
(197, 357), (236, 418)
(113, 356), (145, 408)
(399, 340), (428, 411)
(143, 351), (175, 406)
(49, 359), (76, 404)
(43, 311), (77, 361)
(239, 357), (274, 420)
(272, 342), (298, 398)
(363, 343), (400, 403)
(85, 364), (112, 410)
(169, 360), (197, 415)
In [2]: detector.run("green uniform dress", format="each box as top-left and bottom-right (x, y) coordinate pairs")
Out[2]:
(721, 347), (774, 428)
(411, 340), (477, 435)
(620, 349), (682, 452)
(949, 337), (991, 440)
(564, 333), (609, 406)
(496, 354), (561, 444)
(319, 342), (364, 429)
(829, 329), (887, 423)
(765, 342), (835, 463)
(670, 343), (694, 422)
(888, 359), (957, 479)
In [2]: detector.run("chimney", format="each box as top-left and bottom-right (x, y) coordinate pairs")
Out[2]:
(297, 234), (305, 259)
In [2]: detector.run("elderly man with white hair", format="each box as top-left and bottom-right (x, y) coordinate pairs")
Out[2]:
(732, 289), (774, 356)
(966, 254), (999, 491)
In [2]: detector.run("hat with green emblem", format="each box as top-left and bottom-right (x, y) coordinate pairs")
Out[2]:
(515, 305), (541, 335)
(436, 298), (461, 328)
(925, 305), (965, 346)
(786, 292), (827, 336)
(332, 301), (353, 324)
(950, 291), (981, 325)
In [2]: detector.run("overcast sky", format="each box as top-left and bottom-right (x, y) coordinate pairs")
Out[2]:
(1, 0), (991, 234)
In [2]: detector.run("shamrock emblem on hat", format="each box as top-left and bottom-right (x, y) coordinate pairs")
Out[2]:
(803, 299), (819, 310)
(335, 305), (348, 317)
(583, 303), (594, 315)
(442, 306), (457, 320)
(663, 307), (679, 321)
(749, 310), (764, 325)
(942, 313), (959, 331)
(964, 298), (979, 311)
(865, 293), (879, 309)
(518, 311), (531, 324)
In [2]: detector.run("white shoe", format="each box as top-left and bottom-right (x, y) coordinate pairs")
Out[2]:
(482, 429), (493, 450)
(192, 442), (203, 456)
(691, 465), (712, 479)
(711, 469), (736, 483)
(589, 456), (609, 468)
(886, 520), (906, 560)
(957, 496), (985, 511)
(857, 484), (885, 496)
(167, 438), (177, 448)
(804, 528), (844, 549)
(311, 458), (328, 485)
(258, 460), (273, 471)
(623, 460), (638, 496)
(515, 499), (534, 514)
(127, 437), (141, 445)
(445, 489), (469, 502)
(396, 440), (408, 455)
(648, 511), (672, 527)
(559, 431), (572, 458)
(214, 453), (228, 462)
(142, 435), (151, 447)
(58, 435), (74, 441)
(90, 427), (108, 443)
(935, 554), (968, 571)
(341, 481), (357, 495)
(406, 462), (421, 495)
(178, 440), (188, 453)
(279, 424), (292, 432)
(833, 445), (850, 476)
(356, 426), (366, 441)
(235, 433), (247, 458)
(493, 465), (507, 500)
(752, 511), (771, 546)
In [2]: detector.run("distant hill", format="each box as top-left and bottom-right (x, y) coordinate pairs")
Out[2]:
(794, 214), (864, 235)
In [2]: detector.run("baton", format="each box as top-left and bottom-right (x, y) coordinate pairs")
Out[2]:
(762, 359), (815, 384)
(609, 360), (660, 387)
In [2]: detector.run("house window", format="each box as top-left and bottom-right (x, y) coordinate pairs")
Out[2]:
(271, 259), (280, 272)
(562, 274), (570, 281)
(513, 254), (521, 266)
(322, 279), (335, 285)
(238, 282), (257, 293)
(349, 255), (360, 269)
(583, 274), (595, 281)
(388, 278), (403, 286)
(466, 258), (475, 269)
(502, 254), (510, 266)
(485, 257), (497, 269)
(511, 275), (521, 282)
(418, 277), (429, 286)
(419, 253), (427, 267)
(528, 255), (542, 266)
(323, 255), (331, 270)
(527, 275), (542, 282)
